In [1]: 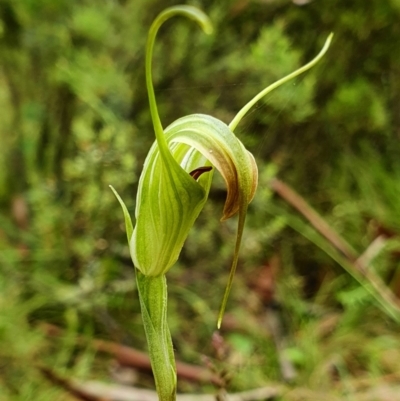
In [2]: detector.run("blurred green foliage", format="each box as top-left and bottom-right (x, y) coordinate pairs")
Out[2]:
(1, 0), (400, 399)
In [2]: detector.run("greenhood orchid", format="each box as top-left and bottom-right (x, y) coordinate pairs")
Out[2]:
(111, 5), (332, 401)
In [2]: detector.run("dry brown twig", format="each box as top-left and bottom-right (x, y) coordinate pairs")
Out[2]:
(41, 323), (224, 387)
(356, 235), (387, 267)
(269, 178), (400, 316)
(71, 379), (282, 401)
(269, 178), (358, 261)
(40, 365), (282, 401)
(40, 366), (110, 401)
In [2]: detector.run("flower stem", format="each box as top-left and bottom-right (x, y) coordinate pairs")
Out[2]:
(136, 271), (176, 401)
(145, 6), (212, 157)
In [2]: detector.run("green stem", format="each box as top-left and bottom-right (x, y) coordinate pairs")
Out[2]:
(145, 5), (212, 156)
(217, 202), (248, 329)
(136, 271), (176, 401)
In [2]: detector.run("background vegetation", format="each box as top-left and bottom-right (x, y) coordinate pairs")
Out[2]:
(1, 0), (400, 399)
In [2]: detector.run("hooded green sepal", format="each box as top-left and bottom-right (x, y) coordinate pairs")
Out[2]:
(157, 114), (258, 328)
(136, 272), (176, 401)
(131, 113), (257, 278)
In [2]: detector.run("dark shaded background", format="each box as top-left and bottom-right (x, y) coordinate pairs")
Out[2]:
(1, 0), (400, 399)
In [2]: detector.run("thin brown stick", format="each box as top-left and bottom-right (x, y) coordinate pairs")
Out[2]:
(356, 235), (387, 267)
(74, 380), (283, 401)
(40, 366), (110, 401)
(269, 178), (400, 315)
(269, 178), (358, 262)
(94, 339), (223, 387)
(40, 364), (282, 401)
(41, 323), (224, 387)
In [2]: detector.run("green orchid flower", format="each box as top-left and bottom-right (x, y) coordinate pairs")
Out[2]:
(111, 5), (332, 400)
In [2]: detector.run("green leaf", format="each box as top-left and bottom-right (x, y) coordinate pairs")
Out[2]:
(109, 185), (133, 242)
